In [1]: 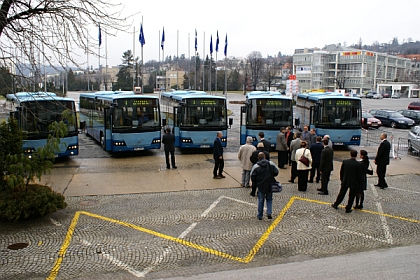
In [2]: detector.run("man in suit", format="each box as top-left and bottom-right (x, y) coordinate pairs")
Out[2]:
(213, 131), (225, 179)
(275, 127), (288, 169)
(309, 136), (323, 183)
(285, 126), (294, 166)
(258, 131), (271, 153)
(332, 150), (363, 213)
(318, 138), (334, 195)
(374, 133), (391, 189)
(288, 131), (302, 183)
(162, 127), (177, 169)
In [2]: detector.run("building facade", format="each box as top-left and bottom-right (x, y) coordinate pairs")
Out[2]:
(293, 44), (411, 94)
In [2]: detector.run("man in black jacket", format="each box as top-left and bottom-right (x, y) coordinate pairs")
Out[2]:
(374, 133), (391, 189)
(250, 142), (270, 165)
(162, 127), (177, 169)
(213, 131), (225, 179)
(309, 136), (323, 183)
(318, 139), (334, 195)
(258, 131), (271, 153)
(250, 152), (279, 220)
(332, 150), (363, 213)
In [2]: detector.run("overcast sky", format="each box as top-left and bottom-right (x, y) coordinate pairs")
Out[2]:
(95, 0), (420, 67)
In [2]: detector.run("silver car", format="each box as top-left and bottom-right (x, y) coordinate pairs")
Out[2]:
(408, 126), (420, 153)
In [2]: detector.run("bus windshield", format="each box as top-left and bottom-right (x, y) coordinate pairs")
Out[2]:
(317, 99), (361, 127)
(247, 98), (292, 127)
(22, 100), (77, 134)
(112, 98), (160, 129)
(181, 98), (226, 128)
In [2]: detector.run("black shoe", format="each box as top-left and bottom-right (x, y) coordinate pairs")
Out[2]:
(317, 188), (322, 191)
(219, 174), (226, 178)
(316, 181), (320, 183)
(172, 166), (177, 169)
(280, 167), (287, 169)
(308, 180), (314, 183)
(267, 215), (272, 219)
(166, 167), (170, 169)
(380, 186), (388, 189)
(258, 217), (262, 220)
(331, 204), (338, 209)
(213, 176), (222, 179)
(318, 192), (328, 195)
(288, 180), (295, 183)
(345, 209), (352, 213)
(354, 205), (363, 209)
(374, 184), (380, 187)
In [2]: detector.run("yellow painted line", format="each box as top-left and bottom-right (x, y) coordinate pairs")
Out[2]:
(47, 211), (81, 280)
(47, 196), (420, 279)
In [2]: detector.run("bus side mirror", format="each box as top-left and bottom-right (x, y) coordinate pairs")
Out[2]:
(229, 118), (233, 128)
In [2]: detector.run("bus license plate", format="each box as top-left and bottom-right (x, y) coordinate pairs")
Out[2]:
(200, 145), (210, 148)
(134, 147), (144, 151)
(335, 142), (344, 145)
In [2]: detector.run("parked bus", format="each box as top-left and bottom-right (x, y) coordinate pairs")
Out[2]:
(10, 93), (78, 158)
(240, 91), (293, 148)
(296, 92), (362, 146)
(79, 91), (161, 152)
(160, 90), (228, 148)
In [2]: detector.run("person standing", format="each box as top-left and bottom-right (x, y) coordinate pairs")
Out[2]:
(275, 127), (288, 169)
(162, 127), (177, 169)
(309, 136), (323, 183)
(374, 133), (391, 189)
(295, 141), (312, 192)
(238, 136), (256, 187)
(285, 126), (294, 166)
(250, 142), (270, 164)
(332, 150), (363, 213)
(250, 152), (279, 220)
(258, 131), (271, 153)
(308, 128), (317, 148)
(302, 125), (311, 145)
(213, 131), (225, 179)
(288, 131), (302, 183)
(355, 150), (370, 209)
(323, 135), (333, 148)
(318, 138), (334, 195)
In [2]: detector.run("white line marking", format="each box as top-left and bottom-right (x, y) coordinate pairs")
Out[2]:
(388, 187), (420, 194)
(370, 184), (394, 244)
(80, 239), (144, 278)
(328, 226), (391, 244)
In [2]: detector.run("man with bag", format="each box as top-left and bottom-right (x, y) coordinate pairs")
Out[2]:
(250, 152), (279, 220)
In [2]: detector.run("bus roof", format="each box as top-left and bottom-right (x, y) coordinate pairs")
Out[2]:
(84, 94), (159, 101)
(246, 91), (292, 100)
(6, 91), (57, 101)
(297, 92), (361, 101)
(176, 94), (226, 101)
(161, 90), (207, 99)
(14, 95), (75, 104)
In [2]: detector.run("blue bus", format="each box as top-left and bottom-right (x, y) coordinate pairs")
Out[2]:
(160, 90), (228, 148)
(296, 92), (362, 146)
(10, 93), (78, 158)
(240, 91), (293, 148)
(79, 92), (161, 152)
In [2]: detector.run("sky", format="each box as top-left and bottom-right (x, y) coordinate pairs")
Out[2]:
(92, 0), (420, 68)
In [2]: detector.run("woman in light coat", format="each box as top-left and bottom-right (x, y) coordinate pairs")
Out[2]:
(238, 136), (257, 187)
(295, 141), (312, 192)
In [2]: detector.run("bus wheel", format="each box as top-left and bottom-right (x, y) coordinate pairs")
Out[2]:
(100, 133), (105, 149)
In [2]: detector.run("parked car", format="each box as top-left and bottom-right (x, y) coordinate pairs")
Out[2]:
(408, 125), (420, 152)
(365, 92), (376, 99)
(391, 93), (401, 98)
(381, 92), (391, 98)
(397, 109), (420, 124)
(408, 101), (420, 110)
(369, 109), (415, 128)
(373, 93), (383, 99)
(362, 111), (382, 129)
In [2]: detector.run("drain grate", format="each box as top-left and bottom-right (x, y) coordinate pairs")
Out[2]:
(7, 243), (28, 250)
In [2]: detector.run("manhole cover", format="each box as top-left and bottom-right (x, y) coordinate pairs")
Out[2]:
(7, 243), (28, 250)
(79, 199), (99, 206)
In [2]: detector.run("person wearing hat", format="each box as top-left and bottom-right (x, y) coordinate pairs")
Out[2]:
(323, 135), (333, 148)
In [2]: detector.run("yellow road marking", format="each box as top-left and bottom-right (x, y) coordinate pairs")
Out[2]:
(47, 196), (420, 279)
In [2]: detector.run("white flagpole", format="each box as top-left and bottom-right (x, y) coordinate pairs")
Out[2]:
(141, 16), (144, 93)
(202, 31), (205, 91)
(177, 30), (179, 90)
(188, 32), (190, 90)
(105, 32), (108, 90)
(158, 30), (160, 90)
(215, 51), (218, 94)
(133, 26), (135, 91)
(210, 35), (212, 94)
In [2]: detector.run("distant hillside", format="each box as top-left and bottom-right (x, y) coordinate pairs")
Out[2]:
(349, 38), (420, 55)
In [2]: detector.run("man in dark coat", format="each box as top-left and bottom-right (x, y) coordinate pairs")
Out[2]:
(309, 136), (323, 183)
(332, 150), (363, 213)
(318, 139), (334, 194)
(374, 133), (391, 189)
(285, 126), (294, 165)
(275, 127), (288, 169)
(258, 131), (271, 153)
(213, 131), (225, 179)
(250, 152), (279, 220)
(162, 127), (176, 169)
(250, 142), (270, 165)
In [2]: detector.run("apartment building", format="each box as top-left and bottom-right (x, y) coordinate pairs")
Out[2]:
(293, 44), (411, 94)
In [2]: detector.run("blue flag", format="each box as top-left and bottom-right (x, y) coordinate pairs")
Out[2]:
(161, 27), (165, 50)
(139, 23), (145, 46)
(224, 34), (228, 56)
(216, 31), (219, 52)
(98, 25), (102, 47)
(210, 35), (213, 55)
(194, 29), (197, 52)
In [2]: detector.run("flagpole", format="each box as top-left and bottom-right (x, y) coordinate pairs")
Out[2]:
(224, 34), (228, 95)
(105, 32), (108, 90)
(210, 35), (212, 94)
(177, 30), (179, 90)
(215, 30), (219, 95)
(162, 27), (165, 90)
(133, 26), (135, 91)
(98, 25), (101, 91)
(188, 32), (190, 90)
(141, 16), (144, 94)
(194, 29), (197, 91)
(202, 31), (205, 91)
(158, 30), (160, 91)
(87, 33), (90, 91)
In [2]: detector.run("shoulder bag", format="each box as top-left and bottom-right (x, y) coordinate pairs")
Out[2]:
(299, 148), (310, 167)
(366, 161), (374, 175)
(268, 163), (282, 193)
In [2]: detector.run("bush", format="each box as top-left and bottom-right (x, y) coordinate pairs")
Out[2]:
(0, 184), (67, 222)
(142, 85), (154, 93)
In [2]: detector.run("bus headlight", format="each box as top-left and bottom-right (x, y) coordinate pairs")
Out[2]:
(351, 136), (361, 141)
(152, 139), (161, 144)
(113, 141), (126, 146)
(221, 137), (227, 142)
(67, 145), (78, 150)
(181, 138), (193, 143)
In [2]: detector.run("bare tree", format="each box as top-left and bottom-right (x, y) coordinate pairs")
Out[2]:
(262, 61), (278, 91)
(247, 51), (263, 91)
(0, 0), (130, 92)
(334, 75), (349, 89)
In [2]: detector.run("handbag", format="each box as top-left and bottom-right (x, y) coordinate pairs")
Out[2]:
(271, 181), (282, 193)
(298, 148), (310, 167)
(367, 161), (374, 175)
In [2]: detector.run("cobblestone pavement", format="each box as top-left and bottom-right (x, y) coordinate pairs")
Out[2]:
(1, 174), (420, 280)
